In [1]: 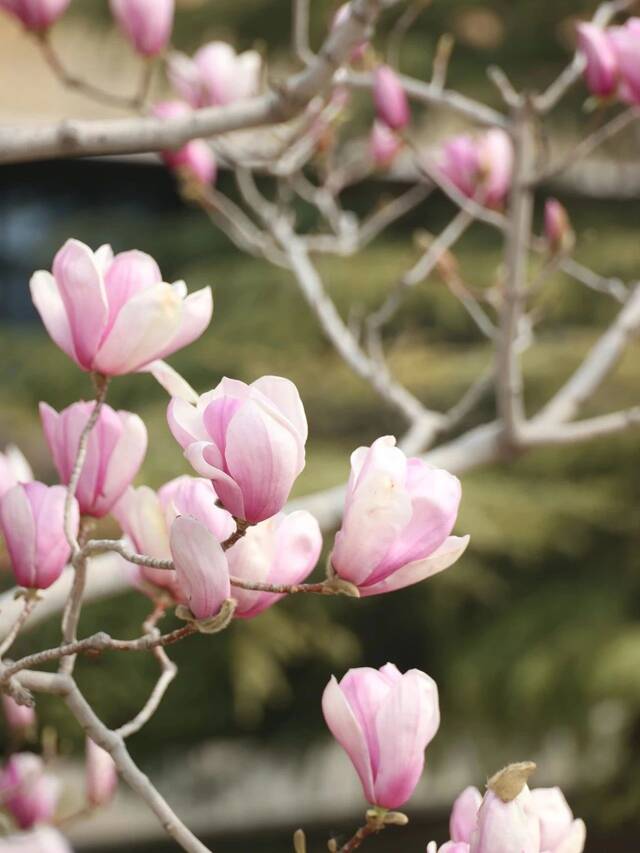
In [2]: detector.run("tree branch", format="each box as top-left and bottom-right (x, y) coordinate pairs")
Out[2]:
(0, 0), (391, 165)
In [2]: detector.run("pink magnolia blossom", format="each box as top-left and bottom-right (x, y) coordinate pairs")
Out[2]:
(167, 376), (308, 523)
(373, 65), (410, 131)
(450, 786), (483, 844)
(369, 121), (402, 168)
(332, 3), (368, 63)
(439, 129), (513, 208)
(608, 18), (640, 104)
(330, 436), (468, 596)
(170, 515), (230, 620)
(0, 445), (33, 500)
(0, 0), (69, 30)
(530, 788), (586, 853)
(40, 401), (147, 518)
(227, 511), (322, 618)
(152, 101), (217, 186)
(168, 42), (261, 108)
(322, 663), (440, 809)
(110, 0), (174, 57)
(0, 482), (78, 590)
(576, 22), (618, 98)
(432, 777), (586, 853)
(30, 240), (212, 379)
(544, 198), (573, 254)
(0, 753), (60, 829)
(86, 737), (118, 808)
(470, 787), (540, 853)
(0, 827), (72, 852)
(113, 476), (234, 601)
(2, 695), (36, 735)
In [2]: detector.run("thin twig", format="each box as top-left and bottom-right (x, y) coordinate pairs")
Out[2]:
(496, 99), (535, 447)
(0, 596), (38, 659)
(37, 33), (147, 111)
(537, 107), (640, 182)
(116, 604), (177, 739)
(16, 670), (213, 853)
(293, 0), (314, 64)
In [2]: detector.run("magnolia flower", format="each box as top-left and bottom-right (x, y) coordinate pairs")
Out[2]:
(369, 121), (402, 168)
(608, 18), (640, 104)
(544, 198), (573, 254)
(0, 482), (78, 590)
(432, 770), (586, 853)
(0, 445), (33, 500)
(0, 753), (60, 829)
(2, 695), (36, 736)
(113, 476), (234, 600)
(170, 515), (230, 620)
(168, 376), (308, 523)
(439, 129), (513, 208)
(40, 401), (147, 518)
(30, 239), (212, 381)
(227, 511), (322, 618)
(168, 42), (261, 108)
(0, 0), (70, 30)
(373, 65), (410, 130)
(322, 664), (440, 809)
(110, 0), (174, 57)
(330, 436), (468, 596)
(86, 737), (118, 808)
(450, 787), (483, 845)
(530, 788), (586, 853)
(0, 827), (72, 852)
(152, 101), (217, 186)
(576, 22), (618, 98)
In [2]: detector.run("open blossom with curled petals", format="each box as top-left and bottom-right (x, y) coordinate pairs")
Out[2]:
(168, 376), (308, 524)
(86, 737), (117, 808)
(227, 511), (322, 618)
(110, 0), (174, 57)
(153, 101), (217, 186)
(608, 19), (640, 104)
(530, 788), (586, 853)
(0, 753), (60, 830)
(0, 0), (69, 30)
(322, 664), (440, 809)
(439, 128), (512, 208)
(0, 445), (32, 500)
(40, 401), (147, 518)
(576, 23), (618, 98)
(373, 65), (410, 131)
(168, 42), (261, 108)
(170, 515), (230, 620)
(330, 436), (468, 596)
(2, 695), (36, 735)
(0, 483), (78, 590)
(369, 121), (402, 168)
(30, 239), (212, 379)
(0, 827), (72, 852)
(113, 477), (234, 600)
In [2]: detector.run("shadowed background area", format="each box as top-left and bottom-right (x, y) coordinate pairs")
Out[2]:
(0, 1), (639, 851)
